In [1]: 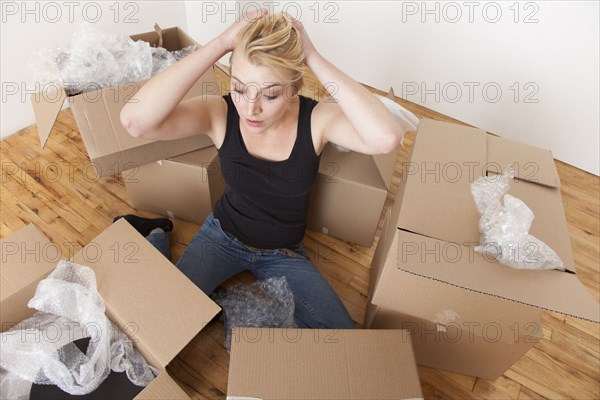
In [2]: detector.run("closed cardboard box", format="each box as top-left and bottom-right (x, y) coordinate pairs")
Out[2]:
(123, 145), (224, 224)
(307, 90), (400, 248)
(366, 118), (599, 379)
(0, 221), (221, 398)
(30, 26), (217, 178)
(227, 327), (423, 399)
(307, 143), (397, 247)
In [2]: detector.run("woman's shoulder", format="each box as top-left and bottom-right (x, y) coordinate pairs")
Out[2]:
(194, 94), (229, 149)
(300, 95), (329, 156)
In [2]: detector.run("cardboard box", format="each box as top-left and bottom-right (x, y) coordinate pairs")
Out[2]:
(307, 144), (396, 247)
(227, 327), (423, 399)
(306, 90), (400, 248)
(123, 145), (224, 224)
(0, 220), (221, 398)
(365, 118), (599, 379)
(30, 26), (217, 178)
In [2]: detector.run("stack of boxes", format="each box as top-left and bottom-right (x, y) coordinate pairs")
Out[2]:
(17, 24), (598, 397)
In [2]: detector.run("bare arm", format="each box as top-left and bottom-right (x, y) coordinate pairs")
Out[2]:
(292, 19), (403, 155)
(120, 37), (229, 139)
(121, 8), (268, 140)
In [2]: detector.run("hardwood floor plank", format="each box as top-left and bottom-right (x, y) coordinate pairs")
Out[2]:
(419, 367), (486, 400)
(472, 375), (521, 400)
(506, 347), (599, 399)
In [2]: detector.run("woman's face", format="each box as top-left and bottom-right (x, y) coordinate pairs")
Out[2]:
(230, 54), (298, 134)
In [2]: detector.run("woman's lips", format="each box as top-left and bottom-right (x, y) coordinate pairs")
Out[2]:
(246, 119), (263, 127)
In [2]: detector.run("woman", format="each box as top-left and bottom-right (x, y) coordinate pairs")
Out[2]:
(119, 10), (403, 329)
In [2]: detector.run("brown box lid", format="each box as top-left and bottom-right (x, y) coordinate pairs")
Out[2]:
(70, 218), (221, 368)
(227, 328), (423, 400)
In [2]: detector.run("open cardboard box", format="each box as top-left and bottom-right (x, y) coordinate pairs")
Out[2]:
(0, 220), (221, 398)
(123, 145), (224, 224)
(227, 327), (423, 399)
(30, 26), (217, 178)
(365, 118), (600, 379)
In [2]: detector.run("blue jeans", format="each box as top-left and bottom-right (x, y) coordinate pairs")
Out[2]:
(146, 213), (355, 329)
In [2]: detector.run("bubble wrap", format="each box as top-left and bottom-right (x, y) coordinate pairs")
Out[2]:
(30, 22), (197, 96)
(331, 93), (419, 152)
(376, 93), (419, 144)
(471, 167), (565, 270)
(151, 44), (198, 76)
(211, 277), (296, 351)
(0, 260), (158, 398)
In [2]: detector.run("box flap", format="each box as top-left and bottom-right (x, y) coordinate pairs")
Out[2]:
(71, 218), (221, 367)
(319, 144), (387, 189)
(227, 328), (423, 400)
(31, 85), (67, 148)
(487, 135), (560, 188)
(372, 150), (397, 191)
(397, 118), (486, 243)
(168, 145), (218, 166)
(1, 224), (57, 301)
(386, 230), (599, 323)
(135, 371), (190, 400)
(507, 180), (575, 272)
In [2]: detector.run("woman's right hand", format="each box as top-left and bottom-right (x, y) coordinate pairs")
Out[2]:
(218, 8), (268, 52)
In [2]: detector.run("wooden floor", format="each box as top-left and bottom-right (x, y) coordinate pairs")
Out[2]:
(1, 66), (598, 399)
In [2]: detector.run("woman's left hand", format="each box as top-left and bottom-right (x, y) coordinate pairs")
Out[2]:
(286, 14), (320, 67)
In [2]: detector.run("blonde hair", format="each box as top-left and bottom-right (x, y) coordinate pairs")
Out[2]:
(232, 13), (306, 94)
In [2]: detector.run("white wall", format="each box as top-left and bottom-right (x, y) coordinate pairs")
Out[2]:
(0, 1), (188, 139)
(2, 1), (598, 175)
(185, 0), (599, 175)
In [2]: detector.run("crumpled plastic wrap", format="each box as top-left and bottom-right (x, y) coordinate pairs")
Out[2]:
(376, 93), (419, 144)
(30, 22), (197, 96)
(150, 45), (197, 76)
(211, 277), (296, 351)
(471, 167), (565, 271)
(0, 260), (158, 398)
(331, 93), (419, 152)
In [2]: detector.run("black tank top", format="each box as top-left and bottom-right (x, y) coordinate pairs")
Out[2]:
(213, 94), (321, 249)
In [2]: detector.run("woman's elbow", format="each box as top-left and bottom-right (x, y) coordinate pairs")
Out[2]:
(377, 129), (403, 154)
(120, 109), (145, 139)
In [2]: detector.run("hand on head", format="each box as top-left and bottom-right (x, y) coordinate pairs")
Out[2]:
(219, 8), (269, 52)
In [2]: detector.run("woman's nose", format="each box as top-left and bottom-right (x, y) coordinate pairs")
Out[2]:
(247, 97), (261, 116)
